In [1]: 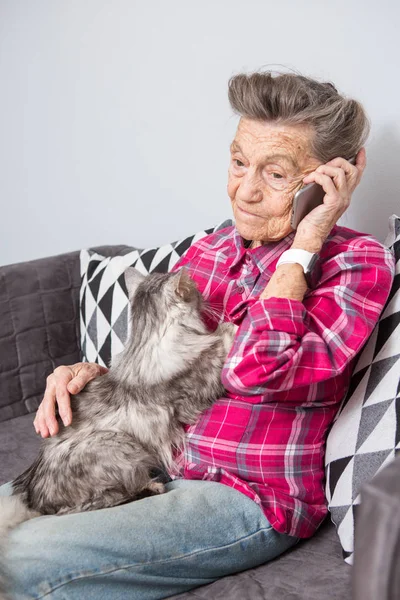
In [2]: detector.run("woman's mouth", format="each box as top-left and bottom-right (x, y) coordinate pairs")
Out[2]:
(237, 206), (262, 219)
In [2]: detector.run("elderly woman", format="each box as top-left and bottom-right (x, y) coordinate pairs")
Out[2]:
(4, 72), (395, 599)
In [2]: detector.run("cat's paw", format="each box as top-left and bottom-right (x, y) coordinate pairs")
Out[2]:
(147, 481), (165, 495)
(218, 322), (239, 354)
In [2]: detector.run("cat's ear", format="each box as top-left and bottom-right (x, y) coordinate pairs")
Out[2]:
(124, 267), (146, 299)
(174, 268), (196, 302)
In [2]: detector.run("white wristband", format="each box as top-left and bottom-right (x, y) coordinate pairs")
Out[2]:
(276, 249), (316, 273)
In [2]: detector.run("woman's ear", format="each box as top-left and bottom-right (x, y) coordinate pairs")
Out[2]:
(124, 267), (146, 299)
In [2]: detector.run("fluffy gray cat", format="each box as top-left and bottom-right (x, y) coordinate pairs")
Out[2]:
(0, 267), (236, 599)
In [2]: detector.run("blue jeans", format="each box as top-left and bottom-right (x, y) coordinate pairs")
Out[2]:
(1, 479), (298, 599)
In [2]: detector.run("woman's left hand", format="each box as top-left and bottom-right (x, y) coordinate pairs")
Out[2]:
(292, 147), (367, 252)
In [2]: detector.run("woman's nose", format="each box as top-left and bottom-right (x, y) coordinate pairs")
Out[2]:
(236, 170), (263, 203)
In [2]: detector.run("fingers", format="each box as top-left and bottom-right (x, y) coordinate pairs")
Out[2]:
(330, 148), (367, 175)
(302, 162), (355, 212)
(54, 369), (74, 427)
(34, 367), (73, 438)
(316, 165), (348, 191)
(33, 375), (58, 438)
(323, 152), (366, 187)
(34, 362), (108, 438)
(38, 367), (73, 436)
(304, 164), (347, 188)
(303, 169), (341, 199)
(66, 363), (108, 395)
(33, 403), (50, 437)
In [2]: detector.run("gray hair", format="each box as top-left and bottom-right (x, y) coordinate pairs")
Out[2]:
(228, 71), (370, 163)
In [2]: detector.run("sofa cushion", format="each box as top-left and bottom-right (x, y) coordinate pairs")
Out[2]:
(79, 220), (232, 367)
(352, 454), (400, 600)
(0, 252), (82, 423)
(0, 246), (135, 424)
(0, 413), (40, 486)
(325, 214), (400, 564)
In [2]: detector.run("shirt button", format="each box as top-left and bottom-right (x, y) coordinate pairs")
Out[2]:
(237, 286), (244, 293)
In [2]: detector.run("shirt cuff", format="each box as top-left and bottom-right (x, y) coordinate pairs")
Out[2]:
(246, 297), (309, 337)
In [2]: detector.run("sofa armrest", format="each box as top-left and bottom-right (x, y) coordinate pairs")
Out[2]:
(0, 245), (133, 423)
(352, 454), (400, 600)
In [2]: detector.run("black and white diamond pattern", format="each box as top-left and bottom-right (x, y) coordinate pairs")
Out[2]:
(325, 214), (400, 565)
(80, 220), (232, 367)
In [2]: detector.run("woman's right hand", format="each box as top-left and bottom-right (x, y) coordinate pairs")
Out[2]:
(33, 362), (108, 438)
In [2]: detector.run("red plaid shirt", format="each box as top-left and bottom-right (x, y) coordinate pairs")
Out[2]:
(170, 224), (394, 538)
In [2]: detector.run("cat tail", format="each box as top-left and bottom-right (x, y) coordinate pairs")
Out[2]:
(0, 495), (39, 533)
(0, 495), (40, 600)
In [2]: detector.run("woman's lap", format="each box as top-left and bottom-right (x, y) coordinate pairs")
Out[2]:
(0, 479), (298, 600)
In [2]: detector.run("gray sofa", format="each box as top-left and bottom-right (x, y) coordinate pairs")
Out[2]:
(0, 246), (396, 599)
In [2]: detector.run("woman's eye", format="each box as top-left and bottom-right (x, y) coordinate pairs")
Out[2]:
(271, 172), (283, 179)
(234, 159), (244, 167)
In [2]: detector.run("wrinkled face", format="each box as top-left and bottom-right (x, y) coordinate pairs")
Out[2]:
(228, 118), (323, 243)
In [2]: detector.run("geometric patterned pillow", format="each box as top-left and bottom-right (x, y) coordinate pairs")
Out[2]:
(325, 214), (400, 565)
(79, 220), (232, 367)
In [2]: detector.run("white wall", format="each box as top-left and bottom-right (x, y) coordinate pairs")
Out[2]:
(1, 0), (399, 265)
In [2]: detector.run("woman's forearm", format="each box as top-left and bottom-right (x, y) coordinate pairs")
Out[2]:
(260, 236), (323, 302)
(260, 263), (308, 302)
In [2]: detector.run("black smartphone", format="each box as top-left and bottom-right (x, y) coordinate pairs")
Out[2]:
(291, 156), (356, 230)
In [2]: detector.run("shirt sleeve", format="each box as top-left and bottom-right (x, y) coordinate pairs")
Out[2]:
(221, 239), (395, 398)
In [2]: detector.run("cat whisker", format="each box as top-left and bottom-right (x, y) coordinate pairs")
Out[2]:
(202, 303), (224, 323)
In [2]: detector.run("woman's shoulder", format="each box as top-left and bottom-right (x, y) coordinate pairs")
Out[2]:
(183, 225), (236, 258)
(321, 224), (395, 273)
(324, 224), (392, 255)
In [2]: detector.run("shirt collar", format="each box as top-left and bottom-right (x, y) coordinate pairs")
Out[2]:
(230, 226), (296, 273)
